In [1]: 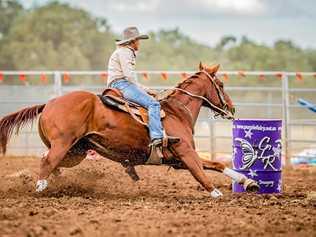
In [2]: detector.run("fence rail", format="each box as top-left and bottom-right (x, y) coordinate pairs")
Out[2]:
(1, 70), (316, 165)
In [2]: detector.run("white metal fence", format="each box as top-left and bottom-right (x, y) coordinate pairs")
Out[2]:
(1, 70), (316, 165)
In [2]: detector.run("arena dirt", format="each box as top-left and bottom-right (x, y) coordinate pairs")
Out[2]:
(0, 156), (315, 237)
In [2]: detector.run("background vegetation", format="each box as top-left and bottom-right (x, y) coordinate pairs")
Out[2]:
(1, 1), (315, 71)
(0, 1), (315, 88)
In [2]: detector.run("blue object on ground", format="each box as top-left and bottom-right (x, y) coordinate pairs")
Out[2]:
(291, 149), (316, 166)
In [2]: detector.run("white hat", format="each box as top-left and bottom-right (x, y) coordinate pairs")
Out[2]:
(116, 26), (149, 45)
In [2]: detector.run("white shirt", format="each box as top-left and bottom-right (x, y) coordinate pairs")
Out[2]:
(107, 46), (136, 86)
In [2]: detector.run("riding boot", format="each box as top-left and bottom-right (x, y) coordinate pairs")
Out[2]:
(148, 136), (180, 148)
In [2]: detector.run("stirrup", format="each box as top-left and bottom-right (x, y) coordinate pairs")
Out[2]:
(145, 145), (164, 165)
(148, 136), (180, 148)
(146, 136), (180, 165)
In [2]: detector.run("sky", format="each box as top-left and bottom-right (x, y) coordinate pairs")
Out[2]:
(20, 0), (316, 48)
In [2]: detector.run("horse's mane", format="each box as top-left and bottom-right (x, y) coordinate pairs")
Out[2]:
(175, 72), (202, 89)
(159, 71), (202, 102)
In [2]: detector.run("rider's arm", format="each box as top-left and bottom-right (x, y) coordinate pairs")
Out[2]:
(118, 47), (157, 96)
(118, 48), (136, 82)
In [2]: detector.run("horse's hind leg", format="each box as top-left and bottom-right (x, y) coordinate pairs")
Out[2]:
(36, 139), (72, 192)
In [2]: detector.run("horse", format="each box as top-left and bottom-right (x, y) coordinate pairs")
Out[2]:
(0, 63), (259, 198)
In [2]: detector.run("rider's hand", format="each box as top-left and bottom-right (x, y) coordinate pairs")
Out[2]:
(137, 83), (158, 97)
(146, 89), (158, 97)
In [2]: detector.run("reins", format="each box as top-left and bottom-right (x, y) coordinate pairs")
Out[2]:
(172, 71), (234, 119)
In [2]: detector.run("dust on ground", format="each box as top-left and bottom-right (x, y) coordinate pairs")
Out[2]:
(0, 156), (315, 237)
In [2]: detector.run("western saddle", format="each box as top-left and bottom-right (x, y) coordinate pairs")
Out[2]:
(99, 88), (173, 126)
(98, 88), (178, 165)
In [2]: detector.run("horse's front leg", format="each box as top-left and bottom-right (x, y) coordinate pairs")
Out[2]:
(174, 142), (223, 198)
(200, 159), (259, 192)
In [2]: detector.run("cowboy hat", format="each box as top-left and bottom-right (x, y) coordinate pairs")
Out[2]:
(116, 26), (149, 45)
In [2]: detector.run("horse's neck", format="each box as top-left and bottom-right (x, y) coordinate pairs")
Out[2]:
(173, 81), (205, 127)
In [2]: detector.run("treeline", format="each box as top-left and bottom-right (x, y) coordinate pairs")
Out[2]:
(1, 0), (316, 73)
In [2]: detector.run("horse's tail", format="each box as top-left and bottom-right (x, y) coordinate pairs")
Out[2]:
(0, 104), (46, 155)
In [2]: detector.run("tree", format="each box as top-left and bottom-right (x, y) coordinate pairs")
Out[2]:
(0, 0), (24, 37)
(215, 35), (236, 51)
(0, 2), (115, 70)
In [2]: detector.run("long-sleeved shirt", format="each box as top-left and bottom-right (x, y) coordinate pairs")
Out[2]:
(107, 46), (136, 86)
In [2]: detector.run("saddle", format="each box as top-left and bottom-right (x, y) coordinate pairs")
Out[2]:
(99, 88), (173, 126)
(98, 88), (178, 165)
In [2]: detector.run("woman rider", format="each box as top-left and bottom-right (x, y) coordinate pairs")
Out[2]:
(107, 26), (179, 150)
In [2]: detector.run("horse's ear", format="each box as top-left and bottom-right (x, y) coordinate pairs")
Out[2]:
(209, 64), (220, 74)
(199, 62), (205, 71)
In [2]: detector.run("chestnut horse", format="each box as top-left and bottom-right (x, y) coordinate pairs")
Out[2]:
(0, 63), (259, 197)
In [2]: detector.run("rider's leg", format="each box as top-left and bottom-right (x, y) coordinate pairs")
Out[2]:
(112, 80), (163, 140)
(110, 80), (178, 144)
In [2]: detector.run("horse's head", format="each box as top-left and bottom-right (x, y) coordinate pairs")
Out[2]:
(198, 62), (235, 119)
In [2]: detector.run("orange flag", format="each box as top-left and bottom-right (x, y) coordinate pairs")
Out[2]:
(19, 74), (27, 83)
(259, 74), (265, 81)
(275, 73), (283, 80)
(161, 72), (168, 80)
(142, 72), (149, 80)
(238, 71), (246, 78)
(40, 73), (48, 84)
(100, 72), (108, 82)
(222, 73), (229, 81)
(63, 73), (71, 84)
(295, 72), (303, 81)
(0, 72), (3, 82)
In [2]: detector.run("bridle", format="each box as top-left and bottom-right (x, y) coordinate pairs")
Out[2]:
(173, 70), (234, 120)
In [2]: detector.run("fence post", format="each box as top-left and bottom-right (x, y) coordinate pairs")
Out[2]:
(54, 71), (62, 97)
(209, 118), (215, 160)
(282, 74), (290, 166)
(267, 91), (272, 118)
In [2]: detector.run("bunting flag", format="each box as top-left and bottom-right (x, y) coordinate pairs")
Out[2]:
(275, 73), (283, 80)
(238, 71), (246, 78)
(259, 74), (265, 81)
(161, 72), (168, 80)
(142, 72), (149, 80)
(100, 72), (108, 82)
(222, 73), (229, 81)
(295, 72), (303, 81)
(180, 72), (188, 81)
(40, 73), (48, 84)
(0, 72), (3, 82)
(19, 74), (27, 83)
(63, 73), (71, 84)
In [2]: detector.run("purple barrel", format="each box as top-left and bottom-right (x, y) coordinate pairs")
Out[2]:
(232, 119), (282, 194)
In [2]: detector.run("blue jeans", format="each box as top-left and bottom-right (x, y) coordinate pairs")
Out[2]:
(110, 79), (163, 140)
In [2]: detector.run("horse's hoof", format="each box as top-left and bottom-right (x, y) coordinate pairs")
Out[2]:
(244, 179), (260, 193)
(210, 188), (223, 198)
(36, 179), (48, 192)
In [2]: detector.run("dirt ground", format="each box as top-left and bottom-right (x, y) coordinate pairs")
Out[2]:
(0, 156), (315, 237)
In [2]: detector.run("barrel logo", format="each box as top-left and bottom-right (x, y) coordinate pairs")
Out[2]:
(235, 137), (282, 171)
(232, 120), (282, 193)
